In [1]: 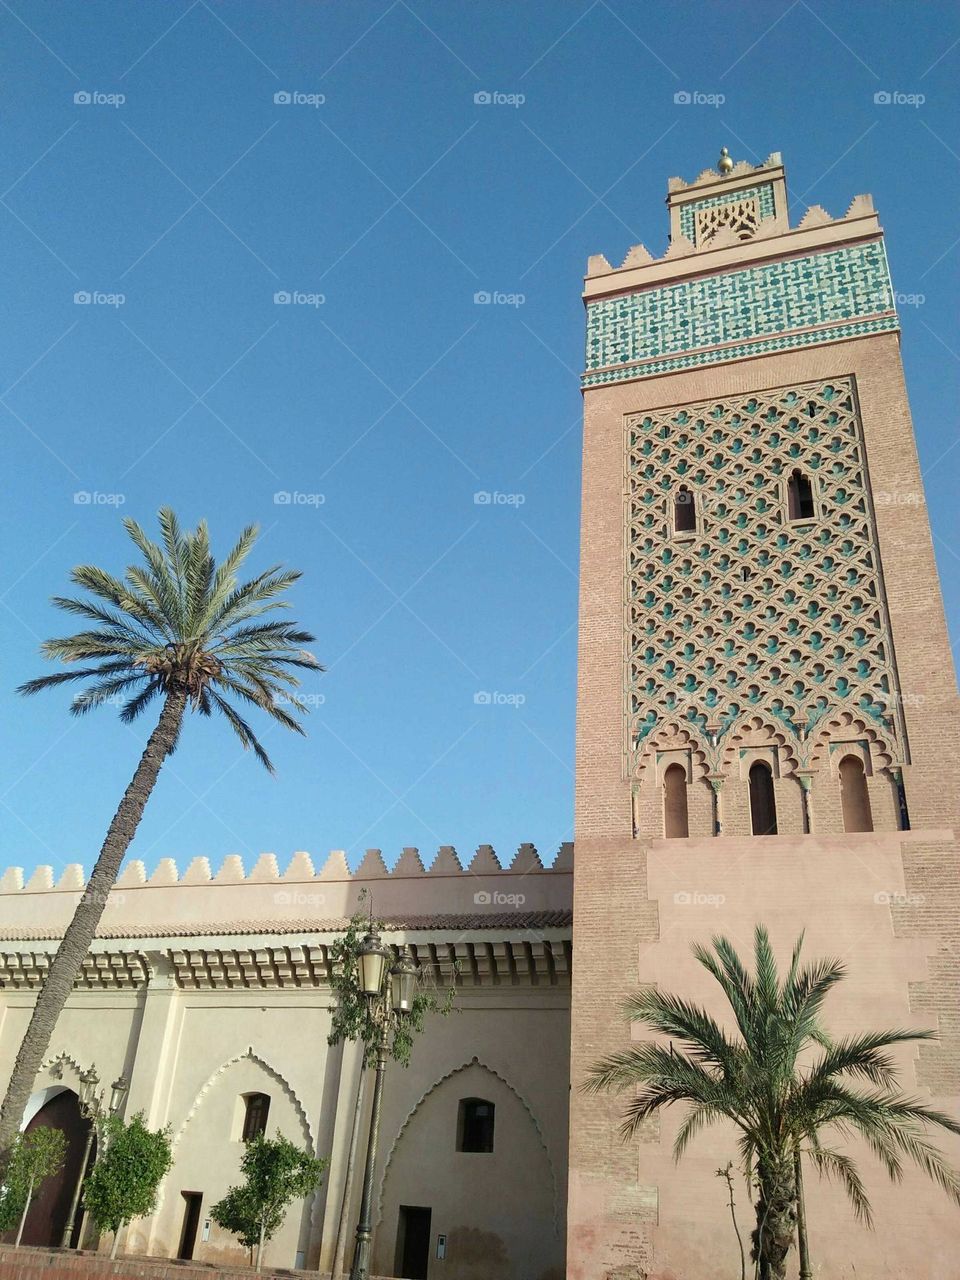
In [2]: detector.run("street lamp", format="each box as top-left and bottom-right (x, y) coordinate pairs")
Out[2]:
(60, 1066), (128, 1249)
(349, 938), (417, 1280)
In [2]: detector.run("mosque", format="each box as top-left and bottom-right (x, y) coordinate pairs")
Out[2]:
(1, 149), (958, 1280)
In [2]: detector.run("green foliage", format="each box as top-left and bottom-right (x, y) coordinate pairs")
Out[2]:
(0, 1126), (66, 1230)
(327, 894), (455, 1067)
(585, 925), (960, 1278)
(210, 1132), (325, 1256)
(18, 506), (322, 772)
(83, 1113), (172, 1236)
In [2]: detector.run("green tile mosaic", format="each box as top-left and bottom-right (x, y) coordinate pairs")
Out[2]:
(582, 316), (899, 387)
(584, 241), (897, 387)
(624, 379), (905, 769)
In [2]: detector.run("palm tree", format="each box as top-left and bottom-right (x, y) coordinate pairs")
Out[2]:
(584, 925), (960, 1280)
(0, 509), (322, 1169)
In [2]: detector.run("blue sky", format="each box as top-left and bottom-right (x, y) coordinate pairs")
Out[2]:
(1, 1), (958, 878)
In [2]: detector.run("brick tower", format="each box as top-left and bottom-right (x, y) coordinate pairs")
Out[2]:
(568, 151), (960, 1278)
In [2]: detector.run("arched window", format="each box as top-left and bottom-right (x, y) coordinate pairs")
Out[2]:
(787, 470), (815, 521)
(748, 762), (778, 836)
(241, 1092), (270, 1142)
(839, 755), (873, 832)
(457, 1098), (494, 1153)
(663, 764), (689, 838)
(674, 486), (696, 534)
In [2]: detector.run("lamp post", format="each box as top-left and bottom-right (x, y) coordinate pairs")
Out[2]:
(348, 936), (417, 1280)
(60, 1066), (127, 1249)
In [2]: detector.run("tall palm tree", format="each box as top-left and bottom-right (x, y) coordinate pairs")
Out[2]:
(584, 925), (960, 1280)
(0, 509), (321, 1169)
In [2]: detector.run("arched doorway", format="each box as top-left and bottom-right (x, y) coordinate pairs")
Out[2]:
(9, 1091), (94, 1247)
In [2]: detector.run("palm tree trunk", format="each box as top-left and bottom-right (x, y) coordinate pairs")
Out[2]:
(753, 1154), (796, 1280)
(0, 690), (187, 1173)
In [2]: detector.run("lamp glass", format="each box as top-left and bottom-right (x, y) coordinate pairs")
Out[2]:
(357, 932), (389, 997)
(79, 1068), (98, 1107)
(110, 1075), (128, 1114)
(390, 950), (418, 1014)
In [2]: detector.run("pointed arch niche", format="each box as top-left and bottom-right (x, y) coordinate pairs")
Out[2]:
(153, 1050), (315, 1268)
(375, 1060), (562, 1278)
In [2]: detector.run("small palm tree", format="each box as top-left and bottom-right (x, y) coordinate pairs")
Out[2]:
(584, 925), (960, 1280)
(0, 509), (321, 1168)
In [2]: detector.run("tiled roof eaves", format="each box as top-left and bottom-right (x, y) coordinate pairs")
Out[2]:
(0, 909), (573, 944)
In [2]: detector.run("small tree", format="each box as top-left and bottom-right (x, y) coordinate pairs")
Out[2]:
(211, 1131), (325, 1271)
(0, 1126), (66, 1244)
(83, 1113), (172, 1258)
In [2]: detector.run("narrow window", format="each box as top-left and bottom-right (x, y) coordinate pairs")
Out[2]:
(839, 755), (873, 832)
(787, 470), (815, 521)
(674, 486), (696, 534)
(748, 762), (778, 836)
(663, 764), (689, 838)
(241, 1092), (270, 1142)
(457, 1098), (494, 1153)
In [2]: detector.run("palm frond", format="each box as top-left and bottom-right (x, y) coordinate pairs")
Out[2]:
(623, 988), (744, 1080)
(806, 1145), (873, 1224)
(70, 673), (147, 716)
(119, 681), (163, 723)
(806, 1030), (935, 1090)
(20, 508), (320, 773)
(208, 690), (274, 772)
(18, 662), (134, 696)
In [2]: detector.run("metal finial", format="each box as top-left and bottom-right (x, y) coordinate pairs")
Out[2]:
(717, 146), (734, 175)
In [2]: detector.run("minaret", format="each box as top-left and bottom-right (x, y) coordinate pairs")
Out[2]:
(567, 150), (960, 1277)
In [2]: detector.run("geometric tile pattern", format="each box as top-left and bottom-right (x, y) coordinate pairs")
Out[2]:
(582, 315), (899, 389)
(678, 182), (776, 242)
(585, 241), (897, 387)
(625, 378), (904, 772)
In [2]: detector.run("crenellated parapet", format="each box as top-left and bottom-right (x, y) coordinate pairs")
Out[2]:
(0, 843), (574, 943)
(582, 151), (893, 390)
